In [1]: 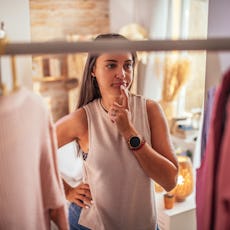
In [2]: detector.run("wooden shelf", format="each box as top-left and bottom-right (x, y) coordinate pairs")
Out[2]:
(32, 76), (66, 82)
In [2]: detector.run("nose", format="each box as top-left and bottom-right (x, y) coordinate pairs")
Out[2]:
(115, 67), (125, 79)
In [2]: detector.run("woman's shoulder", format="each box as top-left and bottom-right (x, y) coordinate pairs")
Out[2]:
(130, 93), (164, 118)
(70, 107), (87, 123)
(82, 99), (99, 109)
(81, 99), (101, 117)
(129, 93), (147, 104)
(145, 99), (167, 125)
(55, 107), (88, 147)
(56, 107), (87, 131)
(130, 93), (159, 108)
(73, 100), (100, 124)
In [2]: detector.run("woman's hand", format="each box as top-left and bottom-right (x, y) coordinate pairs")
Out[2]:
(108, 85), (133, 135)
(66, 183), (93, 209)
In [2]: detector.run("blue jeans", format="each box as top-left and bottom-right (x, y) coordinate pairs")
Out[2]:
(69, 203), (90, 230)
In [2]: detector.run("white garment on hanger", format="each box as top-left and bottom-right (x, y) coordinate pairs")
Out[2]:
(57, 141), (83, 187)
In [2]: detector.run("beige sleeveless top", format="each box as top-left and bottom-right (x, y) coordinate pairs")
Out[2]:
(79, 94), (157, 230)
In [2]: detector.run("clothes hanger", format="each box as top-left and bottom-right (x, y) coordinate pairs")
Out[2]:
(0, 21), (19, 96)
(0, 55), (20, 96)
(0, 63), (8, 96)
(0, 21), (7, 96)
(10, 55), (19, 92)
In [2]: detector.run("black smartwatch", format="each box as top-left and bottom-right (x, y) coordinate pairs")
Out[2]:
(128, 135), (146, 151)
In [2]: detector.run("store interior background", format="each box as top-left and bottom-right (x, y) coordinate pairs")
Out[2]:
(1, 0), (230, 229)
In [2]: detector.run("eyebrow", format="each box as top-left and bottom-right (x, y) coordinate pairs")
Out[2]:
(104, 59), (133, 62)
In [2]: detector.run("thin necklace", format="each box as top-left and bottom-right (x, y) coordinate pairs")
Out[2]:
(100, 99), (108, 113)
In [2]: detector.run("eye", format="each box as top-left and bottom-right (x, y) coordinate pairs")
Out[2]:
(106, 63), (117, 69)
(124, 62), (133, 71)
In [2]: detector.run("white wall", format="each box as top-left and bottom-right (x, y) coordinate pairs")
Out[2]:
(205, 0), (230, 94)
(0, 0), (32, 90)
(142, 0), (169, 100)
(109, 0), (170, 99)
(109, 0), (158, 34)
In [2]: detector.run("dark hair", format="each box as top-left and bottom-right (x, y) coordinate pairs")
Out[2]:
(76, 33), (137, 109)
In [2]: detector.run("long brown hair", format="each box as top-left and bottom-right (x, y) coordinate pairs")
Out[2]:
(76, 33), (137, 109)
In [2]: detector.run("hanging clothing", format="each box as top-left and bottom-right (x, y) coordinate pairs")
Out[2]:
(57, 141), (84, 188)
(196, 69), (230, 230)
(215, 97), (230, 229)
(78, 94), (157, 230)
(0, 87), (68, 230)
(200, 86), (216, 161)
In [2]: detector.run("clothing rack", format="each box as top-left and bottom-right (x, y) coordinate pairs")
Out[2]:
(1, 38), (230, 56)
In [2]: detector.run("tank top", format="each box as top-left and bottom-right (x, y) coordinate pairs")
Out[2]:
(79, 94), (157, 230)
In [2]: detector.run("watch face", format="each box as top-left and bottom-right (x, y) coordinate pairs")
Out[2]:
(130, 136), (141, 148)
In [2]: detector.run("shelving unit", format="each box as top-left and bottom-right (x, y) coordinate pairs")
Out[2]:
(32, 54), (68, 81)
(32, 76), (66, 82)
(156, 192), (196, 230)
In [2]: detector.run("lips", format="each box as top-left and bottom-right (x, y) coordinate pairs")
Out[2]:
(111, 82), (127, 87)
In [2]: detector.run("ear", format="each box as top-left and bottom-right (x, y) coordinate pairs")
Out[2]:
(91, 65), (96, 77)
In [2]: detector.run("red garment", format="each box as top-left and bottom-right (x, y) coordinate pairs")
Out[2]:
(215, 98), (230, 229)
(196, 69), (230, 230)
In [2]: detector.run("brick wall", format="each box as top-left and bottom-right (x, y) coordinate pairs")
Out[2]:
(30, 0), (109, 41)
(30, 0), (110, 121)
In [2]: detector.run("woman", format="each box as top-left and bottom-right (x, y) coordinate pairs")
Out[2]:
(56, 33), (178, 230)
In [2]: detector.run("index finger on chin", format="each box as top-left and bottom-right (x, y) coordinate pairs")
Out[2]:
(120, 85), (129, 109)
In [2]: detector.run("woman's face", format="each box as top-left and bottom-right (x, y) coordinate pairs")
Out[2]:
(92, 52), (134, 97)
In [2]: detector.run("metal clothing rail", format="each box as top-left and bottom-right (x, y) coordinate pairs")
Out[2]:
(1, 38), (230, 55)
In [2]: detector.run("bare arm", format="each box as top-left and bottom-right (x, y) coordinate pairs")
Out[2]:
(55, 108), (88, 148)
(133, 100), (178, 191)
(111, 88), (178, 192)
(55, 109), (92, 208)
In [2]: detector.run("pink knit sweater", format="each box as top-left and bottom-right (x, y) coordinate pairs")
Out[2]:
(0, 88), (68, 230)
